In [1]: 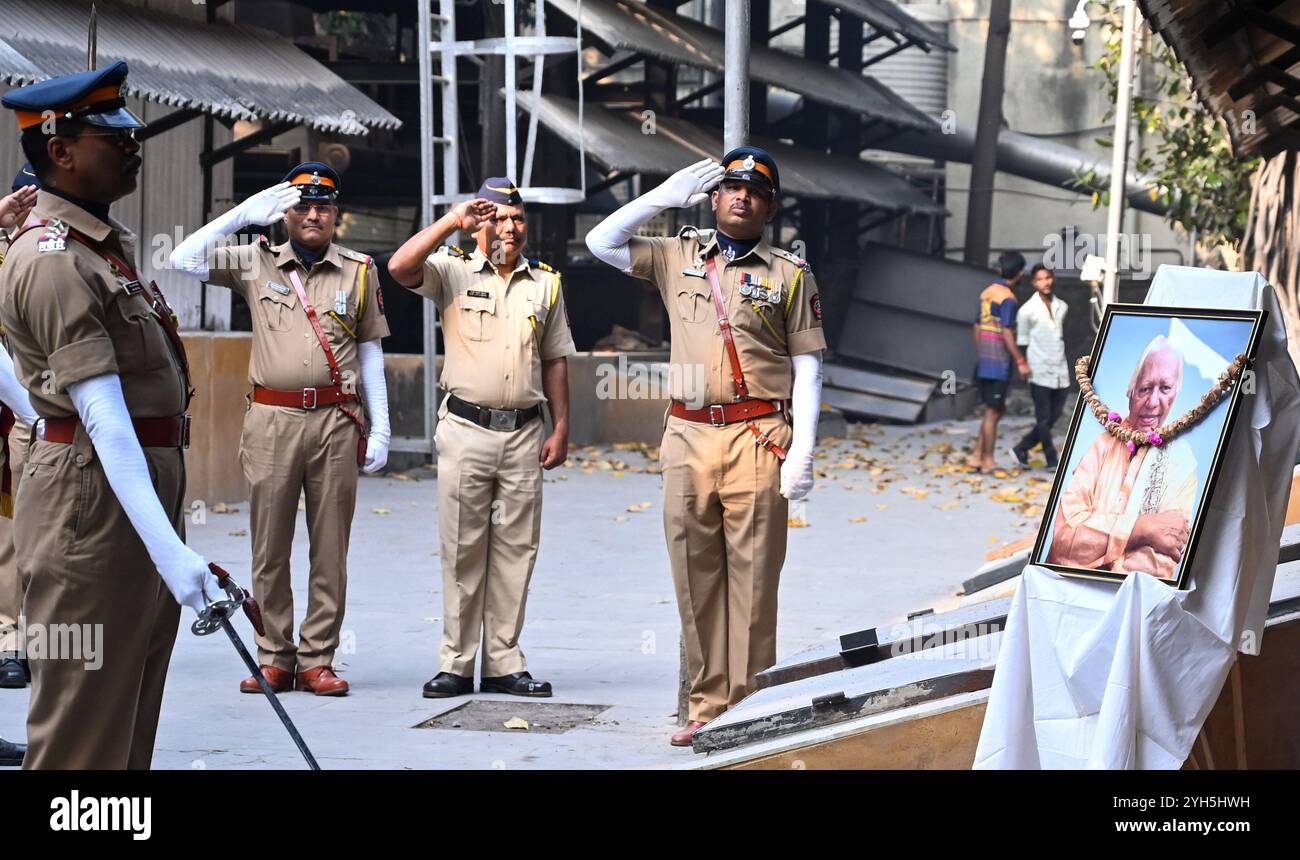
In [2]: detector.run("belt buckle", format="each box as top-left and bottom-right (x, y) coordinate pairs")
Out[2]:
(708, 404), (726, 426)
(488, 408), (518, 432)
(302, 388), (318, 409)
(181, 413), (192, 450)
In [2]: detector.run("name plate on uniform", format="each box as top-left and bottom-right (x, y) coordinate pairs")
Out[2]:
(467, 289), (491, 299)
(682, 267), (706, 278)
(121, 279), (144, 295)
(266, 281), (291, 296)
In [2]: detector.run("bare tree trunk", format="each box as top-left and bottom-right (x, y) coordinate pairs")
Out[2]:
(1242, 151), (1300, 371)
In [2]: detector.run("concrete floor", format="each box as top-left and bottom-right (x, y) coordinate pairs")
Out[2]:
(0, 406), (1066, 769)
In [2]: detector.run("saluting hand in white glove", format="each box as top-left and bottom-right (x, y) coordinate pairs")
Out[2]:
(649, 158), (727, 209)
(158, 547), (226, 616)
(233, 181), (303, 229)
(780, 447), (815, 501)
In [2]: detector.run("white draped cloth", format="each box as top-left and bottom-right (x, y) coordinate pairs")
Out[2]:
(974, 267), (1300, 769)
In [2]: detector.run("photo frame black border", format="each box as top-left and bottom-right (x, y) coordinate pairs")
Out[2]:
(1030, 303), (1268, 590)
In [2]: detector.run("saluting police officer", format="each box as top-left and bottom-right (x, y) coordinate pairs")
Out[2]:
(168, 162), (391, 697)
(585, 149), (826, 746)
(388, 178), (574, 698)
(0, 166), (40, 691)
(0, 60), (224, 769)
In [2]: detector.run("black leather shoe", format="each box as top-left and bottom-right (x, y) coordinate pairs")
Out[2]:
(0, 737), (24, 767)
(480, 671), (552, 697)
(422, 672), (473, 698)
(0, 656), (26, 689)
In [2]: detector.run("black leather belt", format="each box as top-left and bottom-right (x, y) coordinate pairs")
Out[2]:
(443, 392), (541, 432)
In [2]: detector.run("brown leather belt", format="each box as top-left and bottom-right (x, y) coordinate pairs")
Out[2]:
(42, 414), (191, 449)
(252, 384), (358, 410)
(670, 398), (782, 426)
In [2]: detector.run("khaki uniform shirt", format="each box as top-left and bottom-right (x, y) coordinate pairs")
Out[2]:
(416, 245), (576, 410)
(629, 227), (827, 403)
(0, 190), (187, 420)
(208, 238), (390, 390)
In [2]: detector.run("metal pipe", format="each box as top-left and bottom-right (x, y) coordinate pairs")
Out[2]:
(505, 0), (518, 182)
(1103, 0), (1139, 308)
(724, 0), (750, 151)
(964, 0), (1012, 268)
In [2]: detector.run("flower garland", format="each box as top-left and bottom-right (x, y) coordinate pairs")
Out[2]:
(1074, 353), (1250, 455)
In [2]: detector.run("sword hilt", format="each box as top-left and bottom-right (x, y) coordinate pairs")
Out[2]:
(192, 563), (266, 637)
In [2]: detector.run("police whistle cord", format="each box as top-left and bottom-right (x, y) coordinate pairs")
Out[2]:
(192, 563), (322, 771)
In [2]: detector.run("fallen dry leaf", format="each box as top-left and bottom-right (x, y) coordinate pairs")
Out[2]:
(627, 501), (653, 512)
(876, 503), (889, 511)
(849, 516), (867, 523)
(787, 517), (810, 528)
(372, 507), (392, 515)
(228, 529), (248, 537)
(503, 717), (530, 730)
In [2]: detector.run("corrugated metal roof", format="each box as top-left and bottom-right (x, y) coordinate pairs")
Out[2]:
(0, 0), (399, 135)
(548, 0), (938, 135)
(516, 92), (946, 215)
(822, 0), (955, 52)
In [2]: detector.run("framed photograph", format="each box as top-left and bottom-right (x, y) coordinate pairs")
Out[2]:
(1031, 303), (1267, 589)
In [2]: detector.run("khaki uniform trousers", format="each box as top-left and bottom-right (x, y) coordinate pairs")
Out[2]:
(240, 402), (359, 672)
(0, 422), (29, 654)
(19, 434), (184, 769)
(661, 411), (792, 723)
(435, 407), (544, 677)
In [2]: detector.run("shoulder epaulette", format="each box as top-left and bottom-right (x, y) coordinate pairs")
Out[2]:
(772, 246), (811, 272)
(677, 224), (704, 240)
(527, 257), (556, 274)
(339, 247), (368, 263)
(446, 244), (469, 259)
(258, 234), (270, 246)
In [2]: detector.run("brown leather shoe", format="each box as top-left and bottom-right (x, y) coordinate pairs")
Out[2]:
(296, 666), (349, 696)
(670, 720), (709, 747)
(240, 665), (294, 695)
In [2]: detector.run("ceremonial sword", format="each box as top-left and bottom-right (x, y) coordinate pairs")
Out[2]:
(192, 564), (321, 770)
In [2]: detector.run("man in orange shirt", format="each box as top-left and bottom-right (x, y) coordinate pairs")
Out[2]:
(971, 251), (1030, 473)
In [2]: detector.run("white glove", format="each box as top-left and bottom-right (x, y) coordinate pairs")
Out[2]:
(780, 352), (824, 501)
(358, 340), (390, 474)
(586, 158), (726, 271)
(167, 182), (302, 278)
(0, 342), (38, 426)
(645, 158), (727, 210)
(69, 374), (223, 615)
(231, 181), (303, 228)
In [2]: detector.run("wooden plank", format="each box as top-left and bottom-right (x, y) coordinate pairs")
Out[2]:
(821, 385), (924, 422)
(694, 633), (1000, 752)
(822, 363), (937, 403)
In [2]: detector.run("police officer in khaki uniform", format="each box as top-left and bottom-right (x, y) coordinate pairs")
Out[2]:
(388, 178), (575, 698)
(0, 61), (224, 769)
(586, 149), (826, 746)
(168, 162), (391, 697)
(0, 168), (39, 692)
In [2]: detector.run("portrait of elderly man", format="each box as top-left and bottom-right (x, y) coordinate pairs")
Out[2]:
(1047, 334), (1198, 580)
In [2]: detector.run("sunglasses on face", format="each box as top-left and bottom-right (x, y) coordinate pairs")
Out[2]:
(291, 202), (335, 215)
(75, 128), (138, 148)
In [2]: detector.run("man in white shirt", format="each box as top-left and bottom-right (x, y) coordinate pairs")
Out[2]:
(1011, 264), (1070, 470)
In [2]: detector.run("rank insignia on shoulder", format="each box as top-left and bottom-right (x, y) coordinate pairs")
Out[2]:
(266, 281), (291, 296)
(36, 236), (66, 253)
(811, 293), (822, 320)
(529, 257), (555, 273)
(446, 244), (468, 259)
(677, 225), (700, 239)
